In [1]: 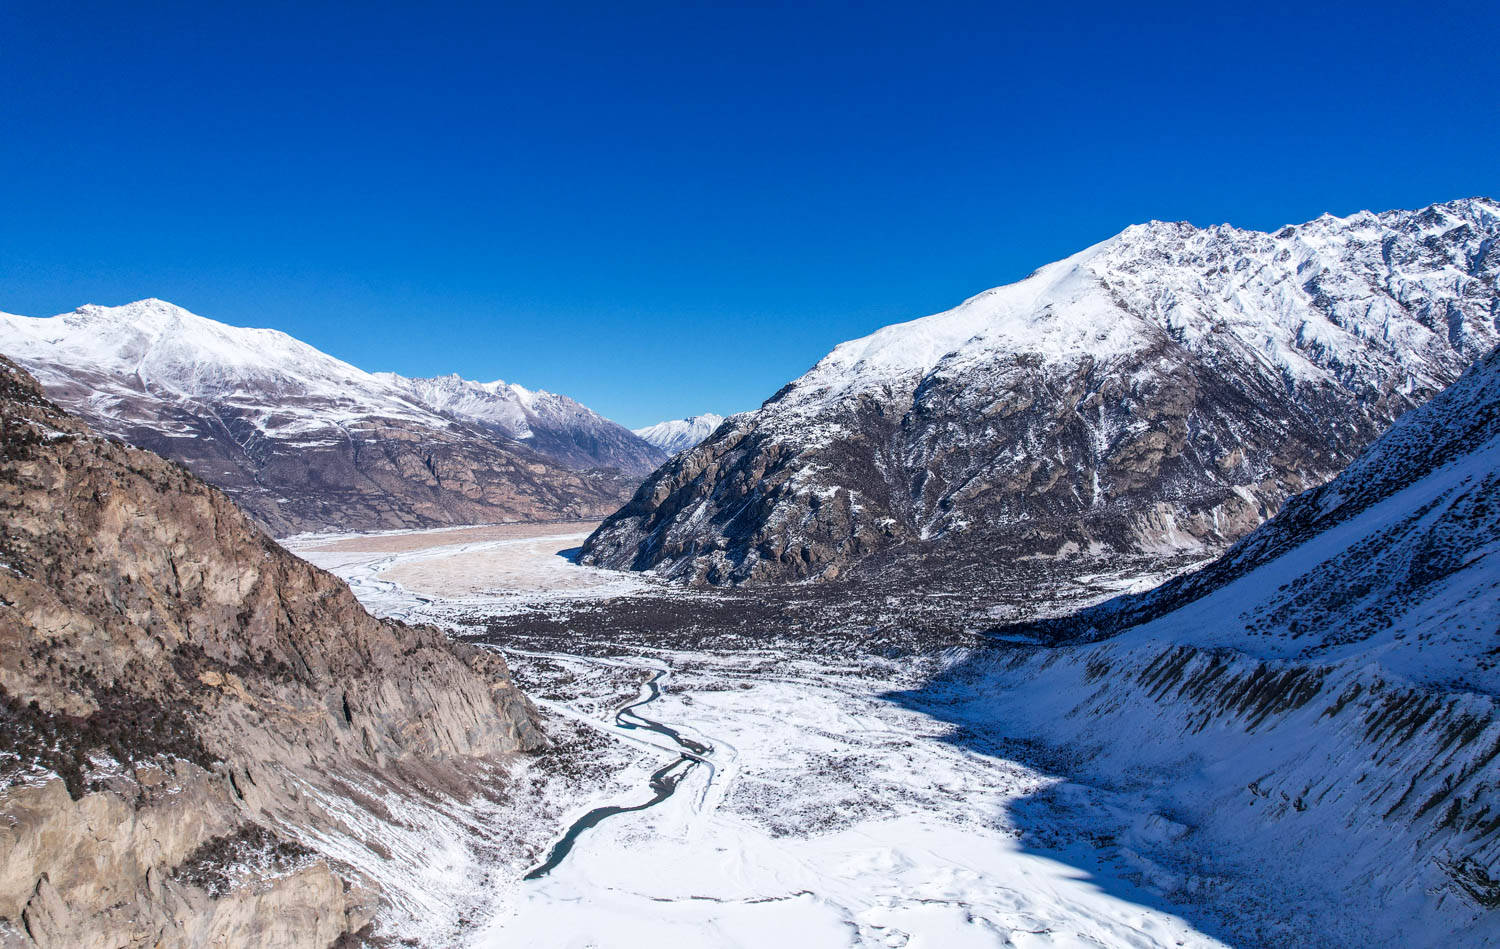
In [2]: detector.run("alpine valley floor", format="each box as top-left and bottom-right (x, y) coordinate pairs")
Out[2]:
(286, 524), (1273, 948)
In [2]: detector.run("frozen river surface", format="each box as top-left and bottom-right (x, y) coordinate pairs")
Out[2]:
(289, 525), (1227, 949)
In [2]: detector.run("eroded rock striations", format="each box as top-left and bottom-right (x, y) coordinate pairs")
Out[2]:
(583, 198), (1500, 584)
(0, 299), (661, 535)
(0, 356), (543, 947)
(913, 346), (1500, 944)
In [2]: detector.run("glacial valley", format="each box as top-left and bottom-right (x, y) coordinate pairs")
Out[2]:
(293, 524), (1241, 947)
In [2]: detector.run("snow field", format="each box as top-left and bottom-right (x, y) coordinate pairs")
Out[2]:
(294, 525), (1231, 947)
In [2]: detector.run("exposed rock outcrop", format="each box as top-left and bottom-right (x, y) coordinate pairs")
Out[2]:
(583, 198), (1500, 585)
(0, 355), (543, 946)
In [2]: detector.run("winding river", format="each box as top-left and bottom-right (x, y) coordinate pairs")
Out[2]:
(523, 666), (715, 880)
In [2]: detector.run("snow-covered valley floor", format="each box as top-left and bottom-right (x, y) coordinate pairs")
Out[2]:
(289, 527), (1232, 948)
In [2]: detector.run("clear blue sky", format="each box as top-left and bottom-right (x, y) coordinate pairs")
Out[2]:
(2, 1), (1496, 427)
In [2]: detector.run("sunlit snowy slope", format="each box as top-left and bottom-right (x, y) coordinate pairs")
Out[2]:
(584, 198), (1500, 584)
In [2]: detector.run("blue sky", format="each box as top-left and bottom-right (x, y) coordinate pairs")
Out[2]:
(2, 1), (1496, 427)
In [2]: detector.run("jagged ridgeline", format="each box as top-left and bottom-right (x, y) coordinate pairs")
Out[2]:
(0, 356), (542, 946)
(582, 198), (1500, 584)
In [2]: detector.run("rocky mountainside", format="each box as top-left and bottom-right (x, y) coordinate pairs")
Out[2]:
(381, 372), (665, 475)
(1005, 345), (1500, 671)
(583, 198), (1500, 585)
(0, 299), (655, 535)
(0, 356), (543, 947)
(905, 344), (1500, 944)
(633, 413), (727, 456)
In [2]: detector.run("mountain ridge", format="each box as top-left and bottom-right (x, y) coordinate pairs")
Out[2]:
(379, 371), (666, 475)
(0, 298), (660, 534)
(0, 354), (544, 946)
(997, 343), (1500, 688)
(582, 197), (1500, 585)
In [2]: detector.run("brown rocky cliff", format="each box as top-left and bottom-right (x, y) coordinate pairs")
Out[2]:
(0, 356), (544, 947)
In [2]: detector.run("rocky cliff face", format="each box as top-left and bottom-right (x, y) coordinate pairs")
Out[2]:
(0, 356), (543, 947)
(0, 299), (652, 535)
(901, 346), (1500, 944)
(583, 198), (1500, 585)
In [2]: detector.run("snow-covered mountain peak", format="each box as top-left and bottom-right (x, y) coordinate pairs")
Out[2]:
(633, 413), (727, 455)
(381, 370), (596, 431)
(81, 296), (205, 319)
(0, 298), (415, 414)
(64, 298), (286, 347)
(775, 198), (1499, 418)
(376, 371), (666, 473)
(783, 235), (1146, 408)
(0, 298), (667, 530)
(384, 370), (557, 404)
(70, 297), (191, 324)
(379, 371), (539, 438)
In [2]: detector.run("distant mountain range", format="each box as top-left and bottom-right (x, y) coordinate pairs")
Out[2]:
(379, 372), (665, 475)
(633, 413), (726, 455)
(582, 198), (1500, 584)
(0, 299), (665, 534)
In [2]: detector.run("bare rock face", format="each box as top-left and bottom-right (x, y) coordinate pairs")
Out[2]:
(0, 356), (542, 946)
(582, 198), (1500, 585)
(0, 299), (656, 535)
(0, 775), (365, 949)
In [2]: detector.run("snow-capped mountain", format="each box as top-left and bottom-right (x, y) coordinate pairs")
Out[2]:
(0, 298), (654, 534)
(380, 373), (665, 475)
(582, 198), (1500, 584)
(633, 413), (727, 455)
(908, 345), (1500, 943)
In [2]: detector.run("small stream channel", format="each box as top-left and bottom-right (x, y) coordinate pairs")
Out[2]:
(524, 668), (714, 880)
